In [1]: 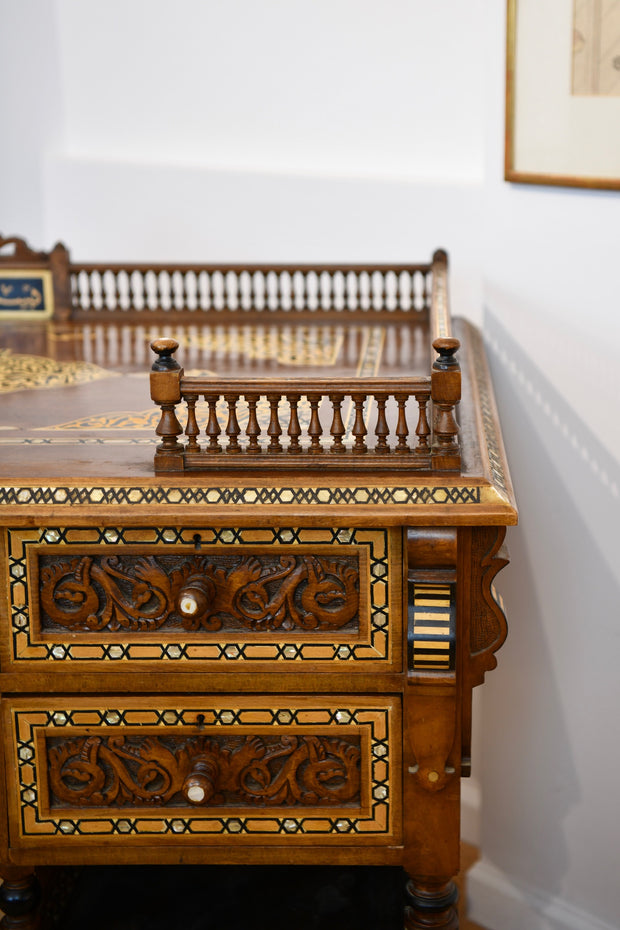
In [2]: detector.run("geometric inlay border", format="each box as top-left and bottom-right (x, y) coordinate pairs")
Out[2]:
(469, 326), (509, 499)
(0, 485), (482, 507)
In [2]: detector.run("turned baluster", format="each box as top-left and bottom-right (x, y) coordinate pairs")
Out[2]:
(329, 393), (346, 453)
(394, 393), (410, 454)
(434, 404), (460, 453)
(431, 337), (461, 469)
(150, 338), (183, 452)
(351, 394), (368, 454)
(0, 868), (41, 930)
(224, 394), (242, 453)
(276, 271), (287, 310)
(185, 394), (201, 452)
(245, 394), (261, 452)
(374, 395), (390, 454)
(414, 392), (431, 455)
(307, 394), (323, 454)
(398, 270), (407, 311)
(405, 878), (459, 930)
(350, 271), (359, 311)
(204, 394), (222, 453)
(287, 394), (302, 454)
(267, 394), (283, 452)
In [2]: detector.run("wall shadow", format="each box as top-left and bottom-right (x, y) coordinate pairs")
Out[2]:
(475, 309), (620, 921)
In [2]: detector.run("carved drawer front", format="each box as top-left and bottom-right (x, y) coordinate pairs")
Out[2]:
(3, 695), (401, 849)
(2, 525), (400, 670)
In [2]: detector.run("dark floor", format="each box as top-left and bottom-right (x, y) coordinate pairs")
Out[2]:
(58, 865), (405, 930)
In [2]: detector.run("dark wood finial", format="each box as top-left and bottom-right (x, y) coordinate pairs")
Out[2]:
(150, 338), (181, 372)
(432, 337), (460, 371)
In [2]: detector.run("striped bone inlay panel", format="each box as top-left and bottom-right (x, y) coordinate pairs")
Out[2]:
(408, 584), (455, 671)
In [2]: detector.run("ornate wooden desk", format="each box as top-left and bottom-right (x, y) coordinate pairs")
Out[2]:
(0, 237), (516, 929)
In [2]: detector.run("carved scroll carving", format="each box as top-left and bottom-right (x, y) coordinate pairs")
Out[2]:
(468, 525), (509, 687)
(38, 552), (360, 634)
(47, 733), (361, 809)
(0, 235), (46, 262)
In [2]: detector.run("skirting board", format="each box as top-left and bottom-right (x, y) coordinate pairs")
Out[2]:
(467, 858), (619, 930)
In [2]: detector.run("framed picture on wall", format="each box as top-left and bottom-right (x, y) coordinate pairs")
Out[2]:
(505, 0), (620, 190)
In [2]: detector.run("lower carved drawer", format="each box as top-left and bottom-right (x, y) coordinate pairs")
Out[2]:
(3, 695), (401, 848)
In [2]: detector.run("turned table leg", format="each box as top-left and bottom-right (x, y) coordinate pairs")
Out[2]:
(404, 877), (459, 929)
(0, 868), (41, 930)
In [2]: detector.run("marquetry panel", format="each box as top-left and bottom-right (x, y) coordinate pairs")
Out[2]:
(3, 695), (400, 847)
(2, 525), (399, 668)
(408, 583), (456, 672)
(0, 484), (483, 508)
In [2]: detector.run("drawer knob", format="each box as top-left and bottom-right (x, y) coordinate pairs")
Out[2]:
(176, 576), (214, 620)
(182, 758), (218, 805)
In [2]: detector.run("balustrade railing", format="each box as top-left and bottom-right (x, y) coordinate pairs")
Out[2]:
(69, 263), (433, 318)
(150, 340), (436, 472)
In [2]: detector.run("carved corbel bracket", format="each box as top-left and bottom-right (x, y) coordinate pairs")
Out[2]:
(405, 683), (458, 793)
(459, 524), (510, 775)
(467, 525), (509, 689)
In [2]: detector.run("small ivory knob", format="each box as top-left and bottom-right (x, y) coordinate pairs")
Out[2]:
(179, 593), (199, 616)
(177, 578), (212, 619)
(183, 760), (217, 806)
(187, 784), (205, 803)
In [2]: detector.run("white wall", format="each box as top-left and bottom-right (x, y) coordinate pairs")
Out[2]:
(465, 7), (620, 929)
(1, 2), (619, 928)
(0, 0), (64, 243)
(39, 0), (487, 321)
(53, 0), (485, 182)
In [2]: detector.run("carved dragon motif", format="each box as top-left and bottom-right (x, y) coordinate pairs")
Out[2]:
(39, 556), (174, 632)
(47, 733), (361, 809)
(38, 552), (360, 634)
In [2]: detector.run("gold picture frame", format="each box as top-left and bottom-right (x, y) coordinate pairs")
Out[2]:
(505, 0), (620, 191)
(0, 269), (54, 320)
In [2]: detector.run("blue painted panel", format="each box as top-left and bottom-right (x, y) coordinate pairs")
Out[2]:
(0, 275), (48, 314)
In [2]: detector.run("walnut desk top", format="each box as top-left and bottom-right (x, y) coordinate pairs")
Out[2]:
(0, 315), (514, 525)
